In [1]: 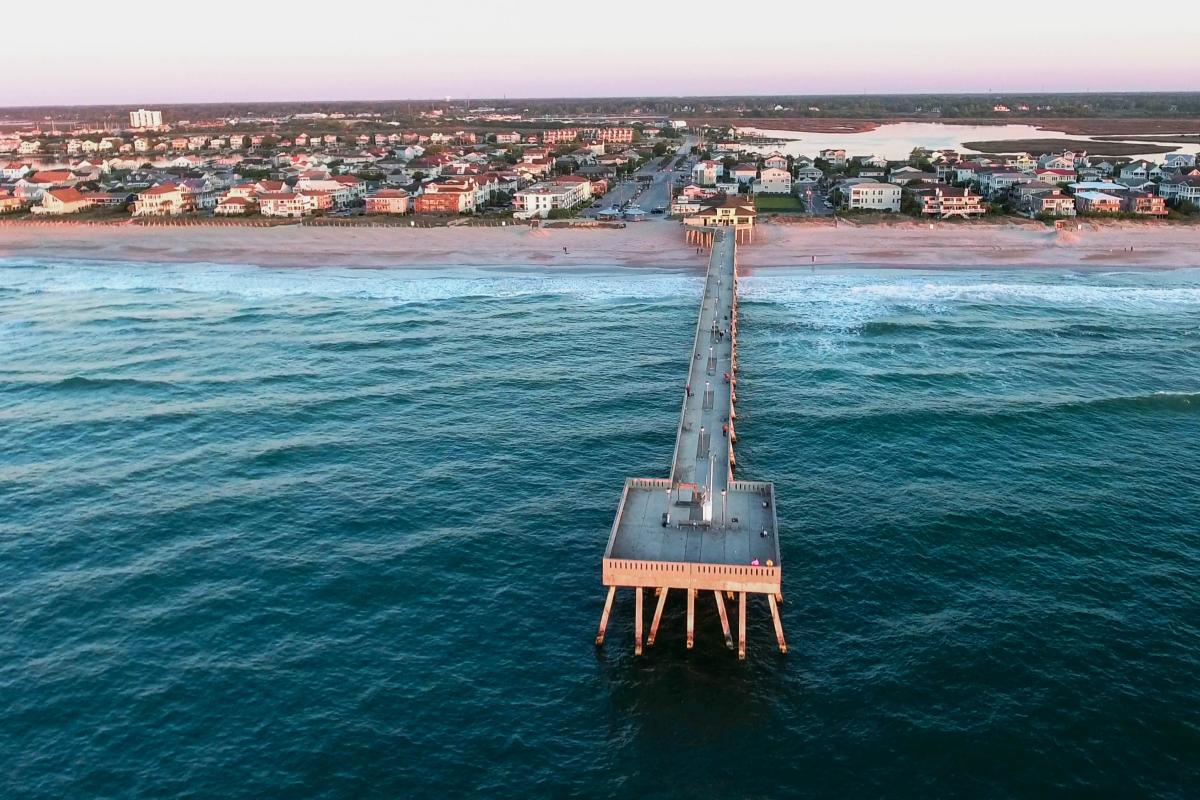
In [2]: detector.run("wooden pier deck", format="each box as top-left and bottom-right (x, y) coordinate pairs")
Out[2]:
(597, 229), (784, 659)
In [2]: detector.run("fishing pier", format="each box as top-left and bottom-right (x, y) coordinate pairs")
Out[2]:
(596, 229), (784, 659)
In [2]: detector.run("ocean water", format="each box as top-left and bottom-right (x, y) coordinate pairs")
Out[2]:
(2, 260), (1199, 799)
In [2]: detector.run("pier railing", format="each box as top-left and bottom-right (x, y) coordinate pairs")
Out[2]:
(602, 557), (781, 594)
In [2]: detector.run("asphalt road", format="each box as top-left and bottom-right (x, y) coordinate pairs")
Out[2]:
(797, 181), (833, 216)
(583, 135), (697, 220)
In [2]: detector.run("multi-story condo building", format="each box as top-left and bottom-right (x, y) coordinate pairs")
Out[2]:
(513, 179), (591, 219)
(129, 109), (163, 129)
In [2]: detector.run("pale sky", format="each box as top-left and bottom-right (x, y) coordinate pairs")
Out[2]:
(5, 0), (1199, 106)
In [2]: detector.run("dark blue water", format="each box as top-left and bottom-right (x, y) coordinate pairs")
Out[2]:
(2, 260), (1199, 799)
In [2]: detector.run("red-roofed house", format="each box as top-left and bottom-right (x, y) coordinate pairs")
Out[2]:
(33, 187), (93, 215)
(215, 196), (252, 215)
(25, 170), (75, 187)
(0, 189), (26, 213)
(1, 162), (30, 181)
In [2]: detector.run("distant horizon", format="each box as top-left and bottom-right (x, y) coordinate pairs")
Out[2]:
(5, 0), (1198, 107)
(5, 89), (1200, 114)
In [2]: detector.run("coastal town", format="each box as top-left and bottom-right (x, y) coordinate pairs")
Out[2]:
(2, 106), (1199, 242)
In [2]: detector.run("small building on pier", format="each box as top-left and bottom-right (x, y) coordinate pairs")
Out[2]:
(682, 196), (757, 245)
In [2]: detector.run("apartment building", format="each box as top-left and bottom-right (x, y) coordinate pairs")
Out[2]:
(129, 109), (163, 128)
(542, 128), (580, 145)
(513, 179), (591, 219)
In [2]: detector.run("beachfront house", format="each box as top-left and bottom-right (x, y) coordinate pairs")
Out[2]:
(365, 189), (411, 215)
(0, 190), (24, 213)
(214, 196), (252, 215)
(1074, 191), (1122, 214)
(1020, 189), (1076, 218)
(1121, 192), (1168, 217)
(133, 183), (189, 216)
(846, 182), (902, 212)
(1163, 153), (1197, 170)
(513, 179), (591, 219)
(32, 187), (93, 215)
(258, 192), (308, 218)
(912, 186), (986, 219)
(295, 177), (353, 207)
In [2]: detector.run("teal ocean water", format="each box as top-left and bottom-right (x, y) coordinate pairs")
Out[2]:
(2, 259), (1199, 798)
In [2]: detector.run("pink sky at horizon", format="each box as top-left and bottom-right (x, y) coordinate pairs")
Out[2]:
(6, 1), (1199, 106)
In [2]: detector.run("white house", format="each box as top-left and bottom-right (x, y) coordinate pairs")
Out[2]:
(794, 166), (824, 185)
(1119, 160), (1163, 181)
(753, 167), (793, 195)
(692, 160), (722, 186)
(846, 182), (901, 212)
(819, 148), (847, 166)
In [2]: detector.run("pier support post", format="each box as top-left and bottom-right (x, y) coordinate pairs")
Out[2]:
(738, 591), (747, 661)
(714, 591), (733, 649)
(648, 587), (668, 646)
(686, 588), (695, 649)
(634, 587), (644, 656)
(595, 586), (615, 647)
(768, 593), (787, 654)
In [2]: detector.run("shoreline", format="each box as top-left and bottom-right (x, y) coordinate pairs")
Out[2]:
(2, 219), (1198, 272)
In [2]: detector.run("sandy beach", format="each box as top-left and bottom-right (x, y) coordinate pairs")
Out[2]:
(1, 218), (1198, 271)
